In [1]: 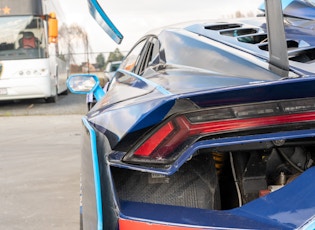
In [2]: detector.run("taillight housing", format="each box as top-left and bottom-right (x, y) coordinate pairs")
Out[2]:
(123, 98), (315, 165)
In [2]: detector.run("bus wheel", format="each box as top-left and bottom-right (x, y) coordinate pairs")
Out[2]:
(45, 86), (58, 103)
(45, 90), (58, 103)
(61, 88), (69, 95)
(45, 94), (57, 103)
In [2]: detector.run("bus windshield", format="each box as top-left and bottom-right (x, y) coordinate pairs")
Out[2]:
(0, 16), (47, 60)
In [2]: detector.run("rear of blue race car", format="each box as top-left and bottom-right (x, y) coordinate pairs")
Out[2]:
(75, 0), (315, 228)
(72, 74), (315, 230)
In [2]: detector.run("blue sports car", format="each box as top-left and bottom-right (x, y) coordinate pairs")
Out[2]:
(68, 0), (315, 229)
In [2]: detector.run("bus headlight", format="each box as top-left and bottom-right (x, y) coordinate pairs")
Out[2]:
(16, 68), (48, 77)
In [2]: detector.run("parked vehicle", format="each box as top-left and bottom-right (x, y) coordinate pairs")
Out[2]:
(104, 61), (122, 82)
(68, 0), (315, 229)
(0, 0), (69, 103)
(86, 61), (122, 111)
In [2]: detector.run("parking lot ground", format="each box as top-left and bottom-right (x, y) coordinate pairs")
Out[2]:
(0, 115), (82, 230)
(0, 93), (87, 116)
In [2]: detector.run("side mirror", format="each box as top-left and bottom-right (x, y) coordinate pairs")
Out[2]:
(67, 74), (105, 101)
(48, 12), (58, 43)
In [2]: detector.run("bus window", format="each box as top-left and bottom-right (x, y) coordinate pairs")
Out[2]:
(0, 16), (47, 60)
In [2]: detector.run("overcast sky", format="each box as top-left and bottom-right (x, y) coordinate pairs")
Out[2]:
(56, 0), (263, 55)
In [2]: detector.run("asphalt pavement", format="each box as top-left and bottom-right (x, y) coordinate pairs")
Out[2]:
(0, 92), (87, 116)
(0, 93), (87, 230)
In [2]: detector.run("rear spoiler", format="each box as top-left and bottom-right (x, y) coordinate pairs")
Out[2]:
(264, 0), (289, 77)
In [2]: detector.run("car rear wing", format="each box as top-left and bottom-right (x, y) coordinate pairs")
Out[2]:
(264, 0), (289, 77)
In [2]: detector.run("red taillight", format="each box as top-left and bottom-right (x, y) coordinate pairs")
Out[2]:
(134, 119), (191, 159)
(124, 99), (315, 165)
(188, 111), (315, 135)
(134, 121), (175, 156)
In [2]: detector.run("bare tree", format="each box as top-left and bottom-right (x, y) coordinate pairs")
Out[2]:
(58, 23), (92, 65)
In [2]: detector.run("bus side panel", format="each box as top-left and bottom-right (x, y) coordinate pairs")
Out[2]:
(0, 59), (55, 101)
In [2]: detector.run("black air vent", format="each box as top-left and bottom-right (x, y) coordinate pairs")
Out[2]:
(238, 34), (268, 44)
(206, 23), (266, 44)
(203, 22), (315, 64)
(289, 48), (315, 63)
(220, 28), (258, 37)
(259, 40), (299, 51)
(205, 23), (241, 31)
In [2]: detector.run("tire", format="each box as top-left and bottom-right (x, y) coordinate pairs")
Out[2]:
(45, 93), (58, 103)
(80, 212), (83, 230)
(61, 88), (69, 95)
(45, 86), (58, 103)
(87, 99), (97, 111)
(112, 153), (221, 210)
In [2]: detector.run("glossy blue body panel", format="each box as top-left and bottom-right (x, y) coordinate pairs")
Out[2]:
(118, 167), (315, 229)
(82, 117), (103, 230)
(88, 76), (315, 148)
(79, 1), (315, 229)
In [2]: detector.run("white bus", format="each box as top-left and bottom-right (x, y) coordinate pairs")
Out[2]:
(0, 0), (69, 103)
